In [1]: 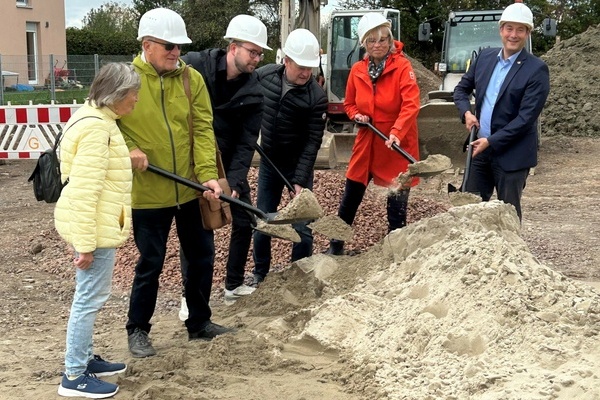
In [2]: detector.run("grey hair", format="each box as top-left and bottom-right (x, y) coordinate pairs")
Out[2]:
(360, 26), (396, 53)
(87, 62), (141, 108)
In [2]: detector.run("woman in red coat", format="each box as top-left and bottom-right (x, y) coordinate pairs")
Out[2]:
(326, 13), (420, 255)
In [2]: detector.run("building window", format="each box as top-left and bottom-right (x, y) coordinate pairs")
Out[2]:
(17, 0), (30, 6)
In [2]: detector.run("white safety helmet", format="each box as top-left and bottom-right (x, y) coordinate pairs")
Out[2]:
(283, 28), (320, 68)
(357, 13), (391, 43)
(499, 3), (534, 30)
(137, 8), (191, 44)
(224, 14), (272, 50)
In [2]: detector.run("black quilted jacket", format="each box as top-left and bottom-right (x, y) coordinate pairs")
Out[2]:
(182, 49), (263, 195)
(256, 63), (327, 187)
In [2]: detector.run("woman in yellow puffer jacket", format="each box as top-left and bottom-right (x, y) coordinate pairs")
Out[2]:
(54, 63), (140, 399)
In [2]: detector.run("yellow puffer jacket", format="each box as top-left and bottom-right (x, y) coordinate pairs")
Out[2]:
(54, 103), (132, 253)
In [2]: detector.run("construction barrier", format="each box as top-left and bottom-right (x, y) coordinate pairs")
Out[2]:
(0, 103), (82, 159)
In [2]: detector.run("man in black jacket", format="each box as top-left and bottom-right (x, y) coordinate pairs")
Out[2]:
(252, 28), (328, 286)
(179, 14), (271, 309)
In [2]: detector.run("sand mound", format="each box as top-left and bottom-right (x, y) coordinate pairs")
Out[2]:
(224, 200), (600, 399)
(542, 24), (600, 137)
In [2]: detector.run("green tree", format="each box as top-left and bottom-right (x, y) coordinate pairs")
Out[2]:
(132, 0), (183, 19)
(178, 0), (251, 52)
(83, 1), (139, 36)
(66, 2), (140, 55)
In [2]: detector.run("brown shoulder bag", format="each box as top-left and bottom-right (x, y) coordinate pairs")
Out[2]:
(183, 66), (232, 230)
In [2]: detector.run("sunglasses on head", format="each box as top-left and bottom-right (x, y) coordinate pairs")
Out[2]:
(147, 39), (182, 51)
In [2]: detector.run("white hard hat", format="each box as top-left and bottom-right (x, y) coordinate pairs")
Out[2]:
(283, 28), (320, 68)
(137, 8), (191, 44)
(224, 14), (272, 50)
(357, 13), (391, 43)
(499, 3), (534, 30)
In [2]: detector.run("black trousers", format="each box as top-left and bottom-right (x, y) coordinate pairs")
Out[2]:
(466, 148), (529, 221)
(181, 191), (254, 291)
(126, 199), (215, 335)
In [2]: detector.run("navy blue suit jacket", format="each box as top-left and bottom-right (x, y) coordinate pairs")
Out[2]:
(453, 47), (550, 171)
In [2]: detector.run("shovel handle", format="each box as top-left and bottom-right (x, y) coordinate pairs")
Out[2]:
(463, 125), (478, 187)
(146, 164), (269, 220)
(254, 143), (296, 193)
(360, 121), (417, 164)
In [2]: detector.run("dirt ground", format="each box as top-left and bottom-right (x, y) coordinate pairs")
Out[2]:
(0, 134), (599, 399)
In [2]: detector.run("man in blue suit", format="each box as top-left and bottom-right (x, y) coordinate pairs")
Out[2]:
(453, 2), (550, 221)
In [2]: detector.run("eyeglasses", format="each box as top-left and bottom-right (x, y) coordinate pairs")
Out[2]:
(237, 44), (265, 61)
(366, 36), (390, 46)
(147, 39), (182, 51)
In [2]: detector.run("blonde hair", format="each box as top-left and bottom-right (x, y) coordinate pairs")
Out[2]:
(361, 26), (396, 53)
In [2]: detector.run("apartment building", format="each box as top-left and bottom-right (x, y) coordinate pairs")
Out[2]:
(0, 0), (67, 88)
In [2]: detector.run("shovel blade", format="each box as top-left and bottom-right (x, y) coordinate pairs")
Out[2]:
(448, 183), (459, 193)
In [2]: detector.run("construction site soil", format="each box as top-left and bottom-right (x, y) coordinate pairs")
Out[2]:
(1, 25), (600, 400)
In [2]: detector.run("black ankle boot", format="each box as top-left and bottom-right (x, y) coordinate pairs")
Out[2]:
(324, 239), (344, 255)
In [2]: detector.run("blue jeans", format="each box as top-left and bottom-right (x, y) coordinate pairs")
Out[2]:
(252, 161), (313, 279)
(65, 248), (115, 376)
(127, 199), (215, 335)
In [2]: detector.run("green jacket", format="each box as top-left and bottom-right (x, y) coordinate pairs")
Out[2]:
(119, 54), (217, 209)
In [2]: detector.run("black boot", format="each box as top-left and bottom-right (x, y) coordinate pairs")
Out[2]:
(324, 239), (345, 255)
(387, 188), (410, 233)
(324, 179), (367, 255)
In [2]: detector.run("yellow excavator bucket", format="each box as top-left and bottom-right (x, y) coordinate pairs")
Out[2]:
(417, 101), (470, 170)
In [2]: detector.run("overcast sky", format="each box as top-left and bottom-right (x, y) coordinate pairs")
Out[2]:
(65, 0), (134, 28)
(64, 0), (338, 29)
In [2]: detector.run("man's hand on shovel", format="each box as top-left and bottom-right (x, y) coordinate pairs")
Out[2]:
(201, 179), (222, 201)
(471, 138), (489, 157)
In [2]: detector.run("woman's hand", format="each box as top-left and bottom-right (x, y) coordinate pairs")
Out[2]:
(385, 134), (400, 149)
(74, 252), (93, 270)
(354, 114), (370, 124)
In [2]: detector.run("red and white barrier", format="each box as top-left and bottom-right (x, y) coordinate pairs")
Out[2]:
(0, 104), (82, 159)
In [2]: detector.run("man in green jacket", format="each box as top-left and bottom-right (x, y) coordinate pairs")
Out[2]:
(118, 7), (233, 358)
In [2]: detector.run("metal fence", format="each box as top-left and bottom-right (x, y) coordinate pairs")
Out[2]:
(0, 54), (134, 105)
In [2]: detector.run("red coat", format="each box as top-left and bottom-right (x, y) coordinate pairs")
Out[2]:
(344, 41), (420, 187)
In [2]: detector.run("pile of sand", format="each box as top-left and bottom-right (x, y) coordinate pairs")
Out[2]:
(229, 201), (600, 398)
(542, 24), (600, 137)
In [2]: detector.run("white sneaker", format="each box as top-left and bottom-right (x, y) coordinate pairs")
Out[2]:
(178, 296), (188, 322)
(224, 284), (256, 301)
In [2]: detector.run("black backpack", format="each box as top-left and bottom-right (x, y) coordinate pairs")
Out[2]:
(28, 132), (66, 203)
(28, 116), (102, 203)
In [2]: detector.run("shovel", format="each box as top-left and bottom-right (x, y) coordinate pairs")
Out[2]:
(448, 125), (478, 193)
(359, 121), (452, 178)
(147, 164), (315, 225)
(254, 143), (296, 193)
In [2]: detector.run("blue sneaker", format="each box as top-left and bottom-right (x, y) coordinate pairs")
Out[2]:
(57, 371), (118, 398)
(87, 355), (126, 377)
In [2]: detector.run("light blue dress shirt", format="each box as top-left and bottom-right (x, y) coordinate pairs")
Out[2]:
(479, 49), (521, 138)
